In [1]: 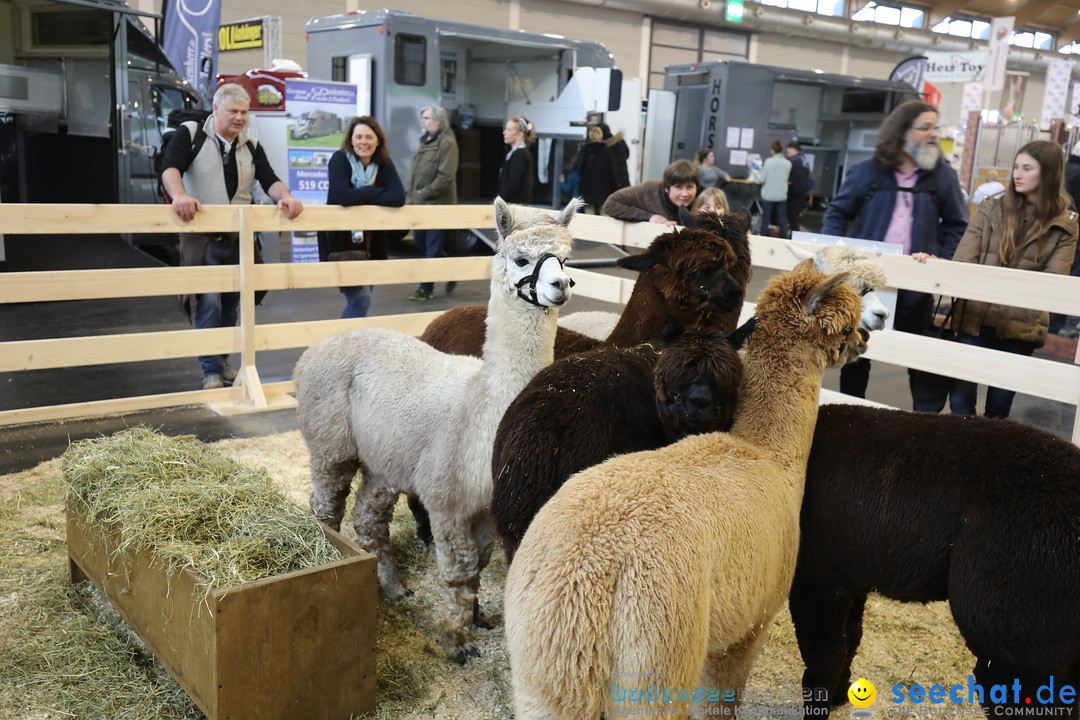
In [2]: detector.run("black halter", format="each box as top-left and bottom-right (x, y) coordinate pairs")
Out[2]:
(515, 253), (575, 309)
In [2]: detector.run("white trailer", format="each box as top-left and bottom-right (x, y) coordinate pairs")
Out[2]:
(304, 8), (627, 207)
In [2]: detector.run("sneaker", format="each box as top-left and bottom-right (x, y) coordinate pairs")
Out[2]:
(221, 361), (238, 385)
(202, 374), (224, 390)
(409, 287), (434, 302)
(445, 281), (457, 294)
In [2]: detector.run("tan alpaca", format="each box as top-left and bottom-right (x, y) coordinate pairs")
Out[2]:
(503, 259), (863, 719)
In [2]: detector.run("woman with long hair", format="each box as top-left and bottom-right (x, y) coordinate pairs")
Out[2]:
(319, 116), (405, 318)
(497, 116), (537, 204)
(950, 140), (1078, 417)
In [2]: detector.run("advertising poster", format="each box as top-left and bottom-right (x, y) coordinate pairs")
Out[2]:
(284, 79), (362, 262)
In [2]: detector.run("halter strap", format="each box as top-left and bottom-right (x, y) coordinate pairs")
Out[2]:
(515, 253), (575, 309)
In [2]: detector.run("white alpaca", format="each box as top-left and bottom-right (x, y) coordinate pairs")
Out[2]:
(503, 260), (864, 718)
(294, 197), (581, 663)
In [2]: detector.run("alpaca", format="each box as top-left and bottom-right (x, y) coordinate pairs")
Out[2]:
(293, 197), (580, 664)
(504, 260), (863, 719)
(491, 316), (756, 563)
(557, 238), (888, 342)
(792, 404), (1080, 717)
(420, 210), (753, 358)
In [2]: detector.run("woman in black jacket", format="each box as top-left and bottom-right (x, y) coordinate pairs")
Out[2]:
(573, 124), (620, 213)
(497, 116), (537, 203)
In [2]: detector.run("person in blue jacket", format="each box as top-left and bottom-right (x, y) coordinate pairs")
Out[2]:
(821, 100), (968, 412)
(319, 116), (406, 318)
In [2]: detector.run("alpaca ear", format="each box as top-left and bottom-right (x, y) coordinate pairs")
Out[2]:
(794, 257), (815, 272)
(727, 316), (758, 350)
(677, 205), (697, 229)
(661, 315), (684, 344)
(786, 242), (814, 263)
(617, 250), (663, 273)
(555, 197), (586, 226)
(494, 197), (513, 242)
(804, 271), (851, 317)
(835, 239), (848, 248)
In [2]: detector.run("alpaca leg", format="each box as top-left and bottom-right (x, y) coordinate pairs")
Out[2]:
(407, 494), (433, 545)
(352, 482), (410, 600)
(790, 583), (861, 715)
(308, 455), (360, 531)
(696, 632), (768, 719)
(470, 514), (495, 629)
(430, 512), (483, 664)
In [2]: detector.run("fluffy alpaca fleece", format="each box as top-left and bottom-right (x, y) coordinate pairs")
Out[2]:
(794, 404), (1080, 717)
(420, 210), (753, 358)
(293, 197), (581, 664)
(491, 317), (755, 563)
(503, 260), (863, 719)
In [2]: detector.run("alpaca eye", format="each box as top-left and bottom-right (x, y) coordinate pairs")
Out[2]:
(842, 326), (853, 335)
(515, 257), (529, 267)
(860, 288), (871, 297)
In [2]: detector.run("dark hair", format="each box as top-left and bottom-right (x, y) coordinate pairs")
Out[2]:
(1000, 140), (1070, 266)
(342, 116), (391, 166)
(695, 147), (714, 164)
(874, 101), (938, 169)
(598, 122), (613, 140)
(662, 159), (700, 189)
(770, 139), (783, 155)
(786, 141), (801, 152)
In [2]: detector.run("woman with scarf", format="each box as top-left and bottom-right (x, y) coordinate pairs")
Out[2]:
(319, 116), (405, 318)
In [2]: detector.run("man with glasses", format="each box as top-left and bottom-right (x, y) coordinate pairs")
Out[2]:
(160, 83), (302, 390)
(821, 100), (968, 412)
(406, 104), (459, 301)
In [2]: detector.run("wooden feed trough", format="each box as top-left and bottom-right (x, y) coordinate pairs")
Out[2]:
(66, 499), (378, 720)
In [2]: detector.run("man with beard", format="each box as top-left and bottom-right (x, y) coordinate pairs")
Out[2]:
(821, 101), (968, 412)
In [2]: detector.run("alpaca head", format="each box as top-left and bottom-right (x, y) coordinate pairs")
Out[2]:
(752, 259), (863, 370)
(787, 240), (889, 334)
(653, 315), (756, 441)
(615, 210), (750, 326)
(492, 197), (581, 310)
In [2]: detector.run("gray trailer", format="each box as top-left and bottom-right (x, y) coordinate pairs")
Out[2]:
(653, 60), (920, 204)
(0, 0), (199, 208)
(304, 9), (623, 207)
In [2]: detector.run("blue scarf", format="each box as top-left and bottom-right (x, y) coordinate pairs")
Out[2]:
(347, 153), (379, 188)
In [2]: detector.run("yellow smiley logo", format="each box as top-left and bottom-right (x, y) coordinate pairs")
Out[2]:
(848, 678), (877, 709)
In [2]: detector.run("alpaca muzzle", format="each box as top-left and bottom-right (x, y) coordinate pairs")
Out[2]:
(515, 253), (575, 310)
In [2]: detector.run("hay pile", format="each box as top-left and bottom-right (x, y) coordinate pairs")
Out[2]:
(0, 428), (976, 720)
(61, 427), (339, 591)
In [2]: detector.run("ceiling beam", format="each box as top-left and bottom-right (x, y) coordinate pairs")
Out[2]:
(847, 0), (873, 16)
(924, 0), (968, 27)
(1012, 0), (1062, 27)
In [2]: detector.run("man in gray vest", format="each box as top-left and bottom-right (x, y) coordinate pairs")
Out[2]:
(161, 83), (302, 390)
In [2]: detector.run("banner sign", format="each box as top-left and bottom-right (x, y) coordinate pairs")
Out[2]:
(161, 0), (221, 106)
(985, 16), (1015, 92)
(219, 20), (263, 51)
(923, 51), (988, 84)
(285, 79), (363, 262)
(889, 56), (926, 91)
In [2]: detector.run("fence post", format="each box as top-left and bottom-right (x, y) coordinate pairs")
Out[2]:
(235, 206), (267, 408)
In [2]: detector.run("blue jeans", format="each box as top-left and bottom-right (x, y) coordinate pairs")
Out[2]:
(761, 200), (789, 238)
(950, 327), (1036, 418)
(341, 285), (372, 318)
(195, 237), (240, 378)
(414, 228), (447, 294)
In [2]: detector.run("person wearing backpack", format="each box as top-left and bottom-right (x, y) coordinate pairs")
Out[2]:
(160, 83), (303, 390)
(821, 100), (968, 412)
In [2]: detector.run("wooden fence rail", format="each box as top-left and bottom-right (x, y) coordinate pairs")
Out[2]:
(1, 203), (1078, 444)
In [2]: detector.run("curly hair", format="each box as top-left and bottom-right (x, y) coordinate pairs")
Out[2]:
(873, 101), (938, 169)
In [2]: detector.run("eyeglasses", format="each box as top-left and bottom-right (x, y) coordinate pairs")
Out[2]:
(910, 125), (941, 133)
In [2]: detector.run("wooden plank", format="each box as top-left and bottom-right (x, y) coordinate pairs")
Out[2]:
(253, 312), (444, 351)
(568, 268), (635, 306)
(255, 256), (491, 290)
(0, 266), (237, 303)
(0, 327), (237, 372)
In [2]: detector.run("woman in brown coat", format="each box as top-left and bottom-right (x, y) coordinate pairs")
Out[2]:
(950, 140), (1078, 417)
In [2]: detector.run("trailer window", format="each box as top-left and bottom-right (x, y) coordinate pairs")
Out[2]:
(394, 34), (426, 86)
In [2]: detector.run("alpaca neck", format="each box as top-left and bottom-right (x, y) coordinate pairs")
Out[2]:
(604, 280), (666, 346)
(729, 338), (825, 474)
(482, 287), (559, 397)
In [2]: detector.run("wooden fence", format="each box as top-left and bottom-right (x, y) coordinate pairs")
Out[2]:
(1, 203), (1078, 445)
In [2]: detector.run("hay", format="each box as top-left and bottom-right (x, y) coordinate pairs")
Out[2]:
(0, 430), (977, 720)
(60, 427), (339, 592)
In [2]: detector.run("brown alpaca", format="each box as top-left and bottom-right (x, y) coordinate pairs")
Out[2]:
(503, 259), (862, 719)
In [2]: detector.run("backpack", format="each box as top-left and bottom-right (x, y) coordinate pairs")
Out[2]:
(846, 163), (942, 236)
(156, 108), (255, 203)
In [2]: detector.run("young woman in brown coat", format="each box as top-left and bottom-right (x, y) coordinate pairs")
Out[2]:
(950, 140), (1078, 417)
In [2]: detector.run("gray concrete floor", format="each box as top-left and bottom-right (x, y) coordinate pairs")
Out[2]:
(1, 221), (1075, 476)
